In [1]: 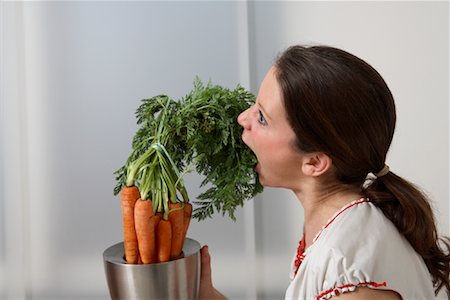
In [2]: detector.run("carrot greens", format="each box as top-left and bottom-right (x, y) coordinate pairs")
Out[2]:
(114, 78), (262, 222)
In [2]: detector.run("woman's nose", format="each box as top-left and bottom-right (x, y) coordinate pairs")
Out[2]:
(237, 107), (251, 129)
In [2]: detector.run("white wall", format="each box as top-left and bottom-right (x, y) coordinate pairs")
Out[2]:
(249, 2), (449, 299)
(1, 1), (448, 300)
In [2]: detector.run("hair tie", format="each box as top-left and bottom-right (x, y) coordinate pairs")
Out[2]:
(375, 164), (390, 177)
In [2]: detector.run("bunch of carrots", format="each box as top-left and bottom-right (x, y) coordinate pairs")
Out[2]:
(119, 98), (192, 264)
(120, 185), (192, 264)
(114, 80), (263, 264)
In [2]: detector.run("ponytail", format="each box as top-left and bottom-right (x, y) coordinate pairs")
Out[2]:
(362, 171), (450, 296)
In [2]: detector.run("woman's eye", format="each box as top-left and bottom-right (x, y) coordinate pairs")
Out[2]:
(258, 110), (268, 126)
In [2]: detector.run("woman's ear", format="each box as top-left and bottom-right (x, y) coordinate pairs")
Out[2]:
(301, 152), (332, 177)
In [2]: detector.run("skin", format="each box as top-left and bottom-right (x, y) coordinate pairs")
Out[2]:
(199, 67), (402, 300)
(199, 246), (227, 300)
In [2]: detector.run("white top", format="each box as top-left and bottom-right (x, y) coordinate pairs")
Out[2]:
(285, 199), (444, 300)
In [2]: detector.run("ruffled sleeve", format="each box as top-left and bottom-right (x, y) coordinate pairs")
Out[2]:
(311, 247), (387, 299)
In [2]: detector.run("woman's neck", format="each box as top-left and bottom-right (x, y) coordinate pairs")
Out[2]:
(294, 184), (363, 248)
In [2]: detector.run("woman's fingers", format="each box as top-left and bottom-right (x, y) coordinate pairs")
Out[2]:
(199, 245), (228, 300)
(200, 245), (213, 287)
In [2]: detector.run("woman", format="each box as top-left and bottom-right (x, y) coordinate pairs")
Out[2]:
(199, 45), (450, 299)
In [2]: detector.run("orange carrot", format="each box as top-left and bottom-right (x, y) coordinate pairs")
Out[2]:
(183, 203), (193, 241)
(169, 202), (185, 259)
(134, 198), (153, 264)
(120, 186), (140, 264)
(148, 214), (161, 263)
(157, 219), (172, 262)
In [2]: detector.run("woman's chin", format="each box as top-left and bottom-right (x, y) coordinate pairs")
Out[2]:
(255, 164), (266, 183)
(255, 163), (272, 187)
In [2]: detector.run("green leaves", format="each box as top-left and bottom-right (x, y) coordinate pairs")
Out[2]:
(114, 78), (263, 221)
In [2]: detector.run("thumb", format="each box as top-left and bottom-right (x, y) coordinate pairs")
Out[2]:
(200, 245), (213, 287)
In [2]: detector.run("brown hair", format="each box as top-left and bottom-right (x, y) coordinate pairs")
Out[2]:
(275, 45), (450, 296)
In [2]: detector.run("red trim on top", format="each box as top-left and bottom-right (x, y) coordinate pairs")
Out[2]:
(292, 199), (370, 279)
(313, 199), (369, 243)
(293, 234), (306, 277)
(316, 281), (387, 300)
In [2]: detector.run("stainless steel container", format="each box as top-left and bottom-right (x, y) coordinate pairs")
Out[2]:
(103, 238), (201, 300)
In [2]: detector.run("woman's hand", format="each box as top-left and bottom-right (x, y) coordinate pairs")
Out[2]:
(199, 245), (227, 300)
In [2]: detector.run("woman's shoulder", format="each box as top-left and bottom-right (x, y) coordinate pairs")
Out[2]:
(305, 199), (401, 257)
(293, 200), (437, 299)
(309, 200), (429, 275)
(317, 200), (402, 249)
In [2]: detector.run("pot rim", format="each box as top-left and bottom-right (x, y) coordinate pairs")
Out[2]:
(103, 237), (201, 267)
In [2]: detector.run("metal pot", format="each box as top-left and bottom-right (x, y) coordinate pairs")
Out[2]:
(103, 238), (201, 300)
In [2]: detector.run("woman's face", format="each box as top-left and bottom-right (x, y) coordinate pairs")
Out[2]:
(238, 67), (305, 189)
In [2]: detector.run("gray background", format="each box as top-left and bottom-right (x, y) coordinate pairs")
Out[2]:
(1, 1), (448, 299)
